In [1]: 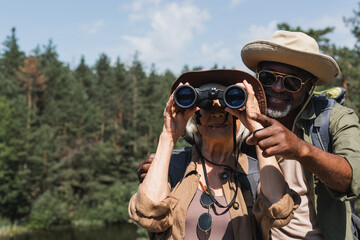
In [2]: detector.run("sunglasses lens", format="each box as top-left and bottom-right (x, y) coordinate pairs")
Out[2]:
(284, 77), (302, 92)
(258, 71), (277, 86)
(198, 212), (212, 232)
(200, 191), (213, 208)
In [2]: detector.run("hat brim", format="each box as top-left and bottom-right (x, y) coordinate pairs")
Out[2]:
(171, 69), (267, 114)
(241, 40), (340, 85)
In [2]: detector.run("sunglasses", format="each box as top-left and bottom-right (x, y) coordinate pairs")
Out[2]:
(198, 188), (215, 233)
(257, 70), (311, 93)
(195, 148), (240, 236)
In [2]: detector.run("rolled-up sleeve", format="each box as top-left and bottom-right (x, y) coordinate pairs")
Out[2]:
(329, 104), (360, 200)
(128, 184), (179, 232)
(252, 184), (301, 239)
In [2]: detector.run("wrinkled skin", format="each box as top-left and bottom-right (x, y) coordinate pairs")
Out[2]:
(138, 153), (154, 183)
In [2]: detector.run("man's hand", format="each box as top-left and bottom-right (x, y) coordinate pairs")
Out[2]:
(246, 113), (309, 160)
(247, 112), (352, 192)
(137, 153), (155, 183)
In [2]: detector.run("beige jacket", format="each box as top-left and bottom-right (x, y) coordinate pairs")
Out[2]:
(129, 148), (300, 240)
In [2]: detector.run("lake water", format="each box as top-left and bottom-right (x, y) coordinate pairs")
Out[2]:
(6, 223), (139, 240)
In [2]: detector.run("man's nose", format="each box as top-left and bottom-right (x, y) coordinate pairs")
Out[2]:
(271, 76), (286, 92)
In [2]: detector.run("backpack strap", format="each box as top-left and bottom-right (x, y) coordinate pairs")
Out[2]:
(168, 147), (192, 190)
(246, 155), (260, 202)
(309, 95), (337, 152)
(237, 155), (260, 202)
(168, 147), (260, 201)
(310, 87), (346, 152)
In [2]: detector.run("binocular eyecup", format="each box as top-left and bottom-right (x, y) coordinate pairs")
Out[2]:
(173, 85), (247, 110)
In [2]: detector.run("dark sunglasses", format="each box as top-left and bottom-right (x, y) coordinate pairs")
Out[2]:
(257, 70), (311, 93)
(198, 189), (215, 233)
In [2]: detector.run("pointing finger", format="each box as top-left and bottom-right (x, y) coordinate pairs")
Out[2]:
(249, 112), (273, 128)
(246, 133), (256, 145)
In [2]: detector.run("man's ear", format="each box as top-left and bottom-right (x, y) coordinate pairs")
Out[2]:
(311, 77), (318, 85)
(307, 77), (318, 91)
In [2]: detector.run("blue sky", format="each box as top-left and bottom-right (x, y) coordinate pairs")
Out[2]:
(0, 0), (358, 75)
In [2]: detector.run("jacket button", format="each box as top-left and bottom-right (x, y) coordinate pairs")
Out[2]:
(233, 202), (239, 210)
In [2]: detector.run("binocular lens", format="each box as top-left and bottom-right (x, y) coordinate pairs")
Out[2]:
(173, 85), (197, 108)
(224, 86), (247, 109)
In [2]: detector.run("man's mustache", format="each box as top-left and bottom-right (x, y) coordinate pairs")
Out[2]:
(265, 89), (292, 101)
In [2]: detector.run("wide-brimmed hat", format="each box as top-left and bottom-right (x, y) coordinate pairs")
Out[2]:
(170, 69), (267, 114)
(241, 30), (340, 85)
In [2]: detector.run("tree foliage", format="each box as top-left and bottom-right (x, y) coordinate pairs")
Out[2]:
(1, 4), (360, 229)
(0, 28), (176, 228)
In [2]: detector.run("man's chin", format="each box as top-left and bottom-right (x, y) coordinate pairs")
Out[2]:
(267, 104), (291, 118)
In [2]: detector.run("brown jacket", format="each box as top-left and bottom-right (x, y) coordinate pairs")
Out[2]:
(128, 148), (300, 240)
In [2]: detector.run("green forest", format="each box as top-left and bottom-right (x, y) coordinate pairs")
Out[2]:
(1, 3), (360, 238)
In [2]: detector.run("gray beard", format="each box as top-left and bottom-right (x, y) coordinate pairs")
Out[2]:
(267, 103), (291, 118)
(265, 89), (293, 119)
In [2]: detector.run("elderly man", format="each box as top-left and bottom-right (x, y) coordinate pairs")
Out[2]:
(137, 31), (360, 239)
(241, 30), (360, 240)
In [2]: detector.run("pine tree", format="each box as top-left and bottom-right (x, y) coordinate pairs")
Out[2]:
(0, 27), (25, 77)
(0, 96), (31, 220)
(74, 56), (94, 97)
(15, 56), (47, 129)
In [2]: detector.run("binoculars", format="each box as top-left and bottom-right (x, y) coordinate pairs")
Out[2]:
(173, 85), (247, 110)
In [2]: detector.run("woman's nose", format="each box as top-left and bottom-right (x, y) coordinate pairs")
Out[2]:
(210, 100), (226, 117)
(212, 99), (221, 107)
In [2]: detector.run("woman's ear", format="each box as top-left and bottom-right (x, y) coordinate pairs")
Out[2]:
(195, 111), (202, 125)
(182, 131), (195, 145)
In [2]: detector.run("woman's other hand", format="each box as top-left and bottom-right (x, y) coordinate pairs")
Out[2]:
(225, 80), (263, 132)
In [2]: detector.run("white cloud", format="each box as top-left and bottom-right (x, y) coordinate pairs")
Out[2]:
(237, 16), (355, 49)
(79, 20), (104, 35)
(230, 0), (245, 8)
(221, 21), (278, 72)
(124, 0), (163, 12)
(131, 0), (143, 11)
(129, 13), (144, 22)
(200, 42), (233, 64)
(122, 1), (210, 72)
(246, 21), (278, 42)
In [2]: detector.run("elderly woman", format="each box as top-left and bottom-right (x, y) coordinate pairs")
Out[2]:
(129, 69), (299, 240)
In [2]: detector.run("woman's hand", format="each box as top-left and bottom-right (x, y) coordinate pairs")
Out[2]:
(162, 83), (198, 144)
(225, 80), (263, 132)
